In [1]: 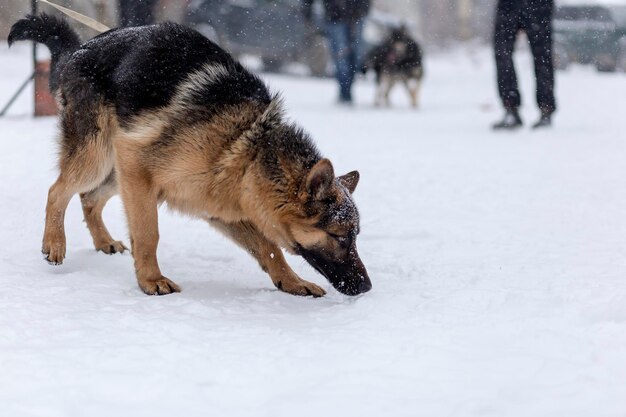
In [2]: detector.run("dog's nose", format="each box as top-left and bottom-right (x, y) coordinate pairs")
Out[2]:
(350, 256), (371, 294)
(359, 277), (372, 294)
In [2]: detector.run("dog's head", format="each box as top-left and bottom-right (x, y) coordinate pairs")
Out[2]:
(379, 28), (413, 66)
(286, 159), (371, 296)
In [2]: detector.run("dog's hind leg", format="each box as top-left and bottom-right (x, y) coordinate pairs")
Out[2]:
(382, 75), (394, 107)
(374, 81), (385, 107)
(42, 102), (116, 265)
(80, 170), (128, 255)
(404, 76), (421, 109)
(43, 158), (113, 264)
(42, 174), (77, 265)
(208, 219), (326, 297)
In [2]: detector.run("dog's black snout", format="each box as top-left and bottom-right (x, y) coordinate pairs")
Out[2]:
(351, 257), (371, 295)
(339, 276), (371, 296)
(350, 273), (372, 295)
(359, 277), (372, 294)
(338, 270), (372, 296)
(300, 246), (372, 296)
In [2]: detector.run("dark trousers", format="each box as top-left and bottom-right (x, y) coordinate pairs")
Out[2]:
(494, 0), (556, 113)
(326, 20), (365, 101)
(119, 0), (158, 27)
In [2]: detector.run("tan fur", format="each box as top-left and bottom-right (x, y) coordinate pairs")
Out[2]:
(43, 87), (343, 296)
(208, 219), (325, 296)
(43, 102), (118, 265)
(375, 71), (422, 108)
(112, 101), (335, 295)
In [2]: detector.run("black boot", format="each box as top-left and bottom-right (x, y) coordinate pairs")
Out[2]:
(532, 111), (552, 129)
(492, 109), (523, 130)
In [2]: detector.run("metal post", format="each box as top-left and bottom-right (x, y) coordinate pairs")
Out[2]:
(0, 0), (37, 117)
(32, 0), (38, 67)
(0, 74), (35, 117)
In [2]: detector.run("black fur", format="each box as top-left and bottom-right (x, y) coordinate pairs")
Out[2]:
(258, 124), (321, 185)
(9, 15), (272, 126)
(75, 23), (271, 123)
(363, 27), (423, 82)
(8, 13), (81, 91)
(8, 13), (323, 187)
(297, 242), (371, 296)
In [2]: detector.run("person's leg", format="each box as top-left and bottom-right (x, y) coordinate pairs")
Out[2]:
(119, 0), (157, 27)
(118, 0), (133, 27)
(493, 2), (523, 128)
(494, 6), (521, 109)
(346, 19), (365, 95)
(526, 6), (556, 121)
(326, 22), (353, 102)
(137, 0), (158, 25)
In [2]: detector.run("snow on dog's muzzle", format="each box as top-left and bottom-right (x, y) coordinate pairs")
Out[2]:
(300, 246), (372, 296)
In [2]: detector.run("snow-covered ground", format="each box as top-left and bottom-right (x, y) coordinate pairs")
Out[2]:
(1, 42), (626, 417)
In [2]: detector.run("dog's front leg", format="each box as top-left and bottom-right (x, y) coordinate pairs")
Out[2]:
(379, 74), (394, 107)
(118, 165), (180, 296)
(209, 219), (326, 297)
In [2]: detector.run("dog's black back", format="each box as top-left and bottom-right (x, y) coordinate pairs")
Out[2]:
(9, 15), (272, 125)
(364, 27), (423, 81)
(74, 23), (271, 123)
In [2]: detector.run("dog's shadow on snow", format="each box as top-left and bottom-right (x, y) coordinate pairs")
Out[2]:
(40, 248), (131, 276)
(40, 249), (365, 312)
(176, 278), (361, 312)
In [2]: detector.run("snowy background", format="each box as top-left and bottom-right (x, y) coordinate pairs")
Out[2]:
(1, 27), (626, 417)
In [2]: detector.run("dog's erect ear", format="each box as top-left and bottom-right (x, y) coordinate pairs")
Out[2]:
(305, 159), (335, 200)
(338, 171), (360, 194)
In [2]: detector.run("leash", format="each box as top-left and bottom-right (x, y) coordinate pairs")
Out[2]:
(1, 0), (110, 117)
(39, 0), (110, 33)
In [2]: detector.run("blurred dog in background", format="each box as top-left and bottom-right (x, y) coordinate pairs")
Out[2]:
(363, 27), (423, 108)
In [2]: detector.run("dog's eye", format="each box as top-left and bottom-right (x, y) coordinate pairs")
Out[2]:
(329, 233), (349, 245)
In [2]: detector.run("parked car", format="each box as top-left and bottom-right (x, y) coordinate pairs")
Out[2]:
(554, 4), (626, 72)
(184, 0), (329, 76)
(184, 0), (412, 76)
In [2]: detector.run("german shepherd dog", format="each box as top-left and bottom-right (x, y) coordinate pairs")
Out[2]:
(363, 27), (423, 108)
(8, 14), (372, 297)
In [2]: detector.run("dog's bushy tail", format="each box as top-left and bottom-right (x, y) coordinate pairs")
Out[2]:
(8, 13), (80, 56)
(8, 13), (81, 91)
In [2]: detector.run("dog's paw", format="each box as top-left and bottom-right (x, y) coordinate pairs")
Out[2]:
(138, 276), (181, 296)
(42, 239), (66, 265)
(96, 240), (128, 255)
(275, 279), (326, 298)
